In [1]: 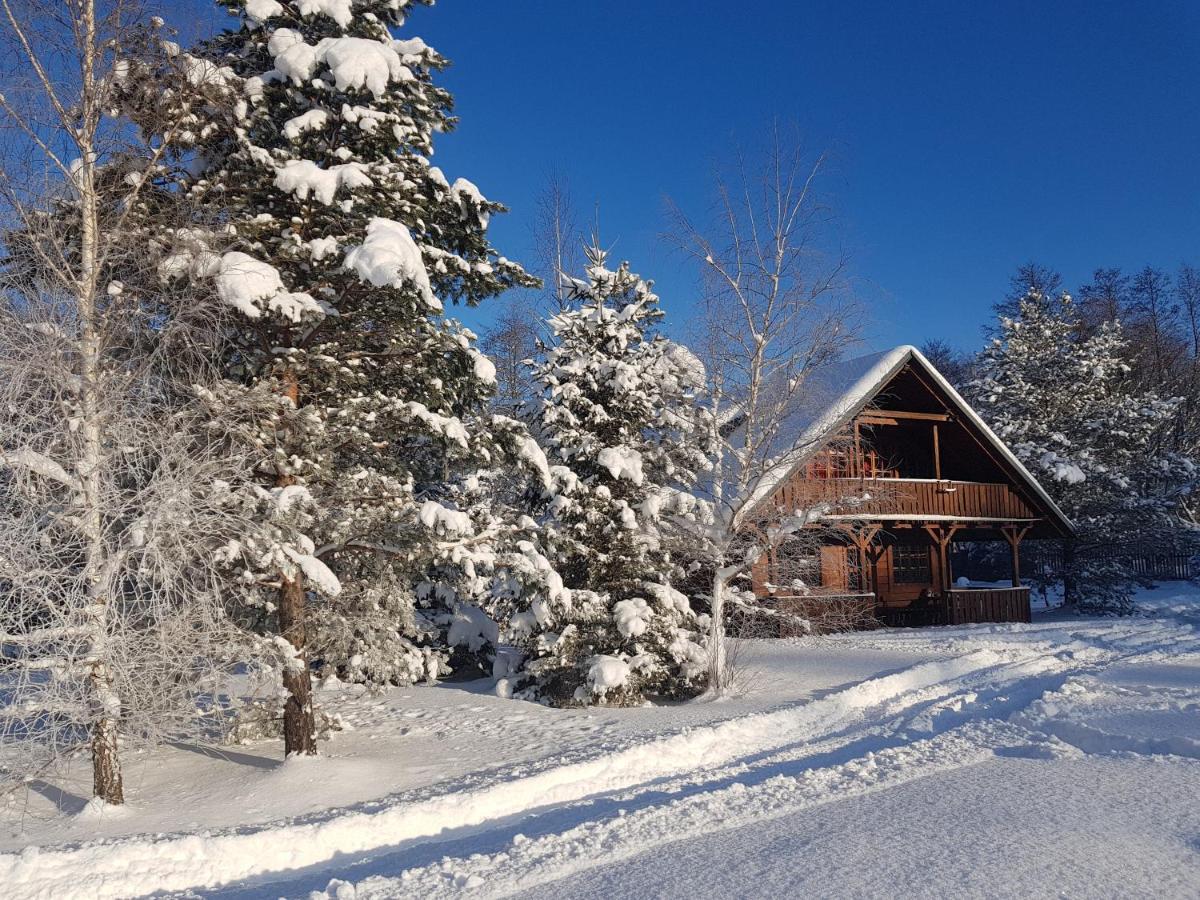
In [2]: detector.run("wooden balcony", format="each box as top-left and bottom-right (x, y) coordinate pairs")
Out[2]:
(772, 477), (1038, 523)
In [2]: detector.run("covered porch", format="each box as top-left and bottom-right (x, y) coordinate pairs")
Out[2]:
(830, 516), (1039, 627)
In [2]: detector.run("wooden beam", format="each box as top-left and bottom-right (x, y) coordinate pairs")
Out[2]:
(933, 422), (941, 481)
(1000, 524), (1032, 588)
(904, 362), (1071, 537)
(862, 409), (952, 422)
(853, 418), (862, 479)
(833, 523), (881, 595)
(922, 523), (963, 592)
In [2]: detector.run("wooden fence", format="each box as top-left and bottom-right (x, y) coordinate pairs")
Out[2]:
(954, 543), (1195, 582)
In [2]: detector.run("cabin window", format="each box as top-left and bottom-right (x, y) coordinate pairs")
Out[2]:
(772, 540), (821, 594)
(893, 544), (932, 584)
(842, 549), (868, 593)
(807, 449), (854, 479)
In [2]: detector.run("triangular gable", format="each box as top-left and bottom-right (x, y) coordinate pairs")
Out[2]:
(750, 345), (1074, 535)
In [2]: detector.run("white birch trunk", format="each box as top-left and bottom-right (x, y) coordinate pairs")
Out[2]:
(707, 565), (729, 691)
(74, 0), (123, 804)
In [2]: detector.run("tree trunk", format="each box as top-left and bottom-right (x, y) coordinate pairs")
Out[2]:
(90, 714), (124, 805)
(277, 571), (317, 756)
(275, 368), (316, 756)
(708, 568), (728, 693)
(76, 0), (124, 804)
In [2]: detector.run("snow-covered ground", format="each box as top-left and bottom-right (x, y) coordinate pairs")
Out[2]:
(3, 582), (1199, 899)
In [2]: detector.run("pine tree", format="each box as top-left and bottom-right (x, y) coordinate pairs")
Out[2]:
(508, 246), (710, 705)
(971, 292), (1198, 613)
(134, 0), (538, 748)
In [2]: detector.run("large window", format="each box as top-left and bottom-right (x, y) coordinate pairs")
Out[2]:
(772, 540), (822, 594)
(893, 544), (932, 584)
(845, 549), (865, 592)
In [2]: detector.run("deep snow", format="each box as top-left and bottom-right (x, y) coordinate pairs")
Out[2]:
(2, 583), (1198, 899)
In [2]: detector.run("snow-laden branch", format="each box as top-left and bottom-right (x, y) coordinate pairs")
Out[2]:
(0, 446), (80, 489)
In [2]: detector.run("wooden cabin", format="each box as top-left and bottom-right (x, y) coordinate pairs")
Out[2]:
(747, 345), (1073, 629)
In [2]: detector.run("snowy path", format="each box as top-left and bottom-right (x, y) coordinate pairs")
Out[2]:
(2, 613), (1198, 899)
(300, 619), (1200, 900)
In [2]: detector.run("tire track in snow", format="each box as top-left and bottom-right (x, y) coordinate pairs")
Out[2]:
(319, 720), (1041, 900)
(6, 620), (1195, 899)
(0, 651), (1021, 900)
(301, 621), (1200, 900)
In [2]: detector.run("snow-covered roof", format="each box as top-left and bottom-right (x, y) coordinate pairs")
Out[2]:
(748, 345), (1074, 533)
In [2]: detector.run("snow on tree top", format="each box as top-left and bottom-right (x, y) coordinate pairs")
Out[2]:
(244, 0), (284, 24)
(296, 0), (354, 27)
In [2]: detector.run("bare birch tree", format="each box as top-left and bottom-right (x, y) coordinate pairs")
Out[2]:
(667, 128), (862, 693)
(0, 1), (249, 804)
(481, 172), (584, 414)
(532, 172), (584, 316)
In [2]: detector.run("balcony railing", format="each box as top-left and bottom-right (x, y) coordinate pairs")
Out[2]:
(773, 478), (1037, 522)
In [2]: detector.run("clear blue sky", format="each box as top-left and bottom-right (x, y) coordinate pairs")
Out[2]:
(175, 0), (1200, 352)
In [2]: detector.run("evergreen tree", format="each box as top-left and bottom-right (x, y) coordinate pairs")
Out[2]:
(990, 262), (1064, 325)
(134, 0), (538, 748)
(970, 293), (1198, 613)
(508, 246), (710, 705)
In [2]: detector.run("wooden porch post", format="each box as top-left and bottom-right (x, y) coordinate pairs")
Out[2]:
(835, 523), (881, 595)
(1000, 525), (1031, 588)
(922, 523), (963, 592)
(853, 419), (863, 480)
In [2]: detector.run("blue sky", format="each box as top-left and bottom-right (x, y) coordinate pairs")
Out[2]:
(177, 0), (1200, 353)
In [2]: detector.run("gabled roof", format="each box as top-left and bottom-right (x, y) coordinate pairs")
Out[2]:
(748, 345), (1074, 534)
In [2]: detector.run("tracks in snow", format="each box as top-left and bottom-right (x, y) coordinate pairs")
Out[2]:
(4, 619), (1196, 900)
(305, 619), (1200, 900)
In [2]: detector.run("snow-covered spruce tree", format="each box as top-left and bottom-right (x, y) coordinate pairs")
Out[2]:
(508, 246), (711, 706)
(133, 0), (539, 750)
(970, 292), (1198, 614)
